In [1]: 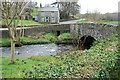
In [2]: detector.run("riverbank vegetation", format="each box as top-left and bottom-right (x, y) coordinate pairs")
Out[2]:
(0, 33), (75, 47)
(1, 34), (119, 78)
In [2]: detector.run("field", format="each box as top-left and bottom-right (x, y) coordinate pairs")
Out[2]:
(0, 20), (45, 26)
(77, 20), (118, 24)
(98, 21), (118, 24)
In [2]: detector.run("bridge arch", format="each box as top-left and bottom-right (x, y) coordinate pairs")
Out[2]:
(80, 35), (96, 49)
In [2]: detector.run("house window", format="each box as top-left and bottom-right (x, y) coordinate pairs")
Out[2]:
(51, 17), (55, 22)
(41, 12), (44, 16)
(51, 11), (55, 16)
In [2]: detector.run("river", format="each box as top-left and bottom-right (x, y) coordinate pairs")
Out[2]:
(1, 44), (74, 57)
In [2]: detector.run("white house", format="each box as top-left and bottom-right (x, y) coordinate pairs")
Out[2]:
(38, 7), (59, 23)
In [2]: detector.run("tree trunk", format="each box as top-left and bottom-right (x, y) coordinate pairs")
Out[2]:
(10, 29), (15, 64)
(10, 39), (15, 64)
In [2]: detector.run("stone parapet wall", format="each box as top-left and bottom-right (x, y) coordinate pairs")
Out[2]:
(0, 24), (70, 38)
(0, 23), (117, 39)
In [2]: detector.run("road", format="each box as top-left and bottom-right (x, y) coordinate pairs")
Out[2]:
(59, 19), (83, 24)
(0, 27), (31, 30)
(0, 19), (83, 30)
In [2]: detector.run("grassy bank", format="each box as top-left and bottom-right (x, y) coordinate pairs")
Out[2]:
(77, 20), (90, 23)
(77, 20), (118, 24)
(0, 33), (75, 47)
(98, 21), (118, 24)
(17, 20), (46, 26)
(0, 20), (46, 27)
(1, 34), (119, 78)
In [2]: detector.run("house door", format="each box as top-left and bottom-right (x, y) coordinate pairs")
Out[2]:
(45, 16), (49, 22)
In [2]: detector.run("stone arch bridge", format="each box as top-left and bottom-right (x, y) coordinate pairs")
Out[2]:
(1, 23), (117, 40)
(70, 23), (117, 39)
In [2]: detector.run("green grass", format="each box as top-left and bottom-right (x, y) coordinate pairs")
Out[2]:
(0, 19), (46, 26)
(18, 20), (46, 26)
(57, 33), (71, 40)
(0, 38), (11, 47)
(20, 37), (51, 45)
(44, 33), (57, 41)
(58, 33), (71, 37)
(0, 33), (74, 47)
(0, 38), (50, 47)
(2, 55), (57, 78)
(56, 33), (75, 44)
(98, 21), (118, 24)
(31, 8), (38, 17)
(77, 20), (118, 24)
(2, 34), (119, 78)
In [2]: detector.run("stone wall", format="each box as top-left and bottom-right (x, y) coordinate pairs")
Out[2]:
(0, 23), (117, 39)
(70, 23), (117, 39)
(0, 24), (70, 38)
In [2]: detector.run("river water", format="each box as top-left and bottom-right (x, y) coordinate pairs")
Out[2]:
(1, 44), (73, 57)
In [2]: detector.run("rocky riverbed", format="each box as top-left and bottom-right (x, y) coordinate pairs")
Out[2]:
(1, 44), (74, 57)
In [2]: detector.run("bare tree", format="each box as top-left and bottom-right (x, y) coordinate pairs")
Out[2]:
(83, 9), (101, 22)
(27, 1), (37, 8)
(100, 12), (118, 21)
(0, 0), (30, 64)
(91, 9), (101, 21)
(52, 1), (80, 19)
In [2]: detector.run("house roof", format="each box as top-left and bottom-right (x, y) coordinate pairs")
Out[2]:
(38, 7), (59, 12)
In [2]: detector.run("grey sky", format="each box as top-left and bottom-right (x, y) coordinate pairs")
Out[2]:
(34, 0), (119, 14)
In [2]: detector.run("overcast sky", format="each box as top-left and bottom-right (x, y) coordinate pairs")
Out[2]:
(34, 0), (119, 14)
